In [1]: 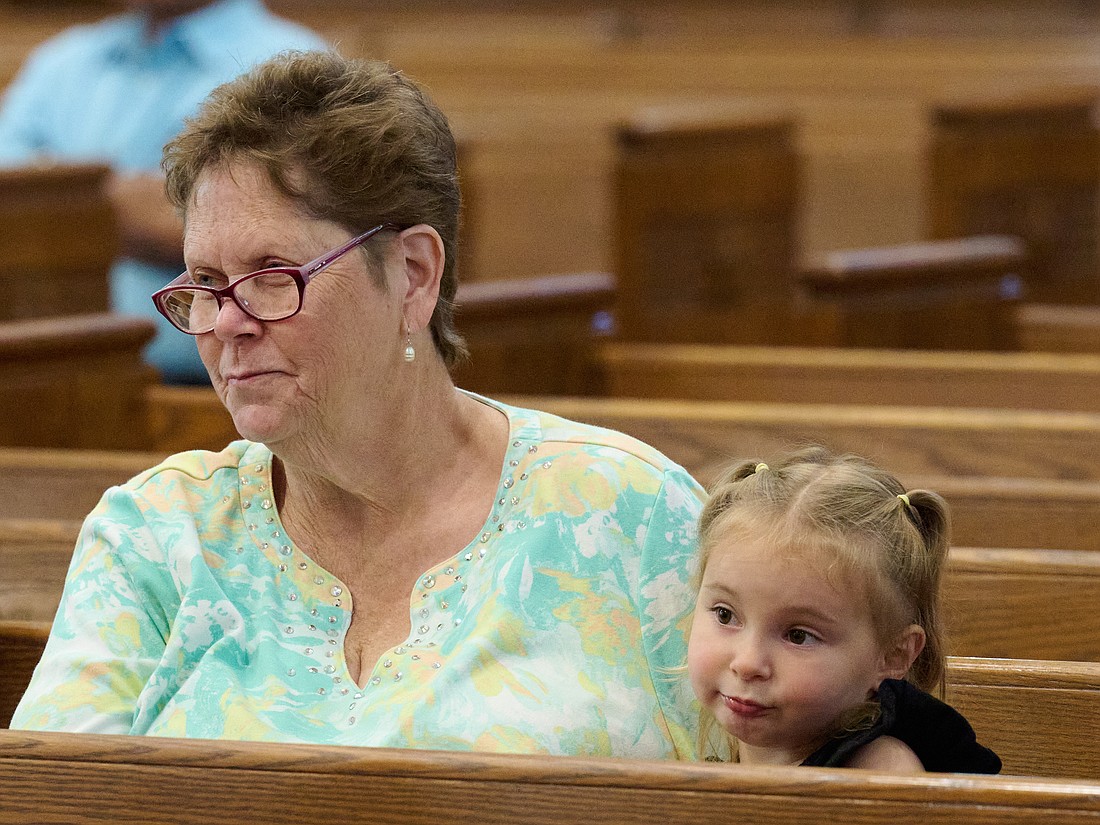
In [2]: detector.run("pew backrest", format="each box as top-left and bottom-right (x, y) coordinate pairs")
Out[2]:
(926, 474), (1100, 552)
(928, 85), (1100, 304)
(3, 528), (1098, 667)
(797, 235), (1025, 350)
(0, 313), (158, 451)
(0, 717), (1098, 823)
(0, 447), (164, 520)
(601, 341), (1100, 413)
(945, 547), (1100, 661)
(1015, 303), (1100, 354)
(503, 395), (1100, 484)
(0, 164), (115, 321)
(0, 620), (48, 729)
(947, 656), (1100, 781)
(0, 518), (80, 622)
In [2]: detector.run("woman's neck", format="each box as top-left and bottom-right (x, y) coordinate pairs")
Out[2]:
(273, 379), (507, 549)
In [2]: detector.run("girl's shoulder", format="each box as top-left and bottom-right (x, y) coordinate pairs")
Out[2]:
(843, 735), (924, 773)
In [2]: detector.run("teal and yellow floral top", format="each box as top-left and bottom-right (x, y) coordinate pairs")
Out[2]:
(13, 397), (704, 758)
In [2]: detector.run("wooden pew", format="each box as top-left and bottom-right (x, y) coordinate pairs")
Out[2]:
(0, 313), (158, 451)
(930, 475), (1100, 553)
(796, 235), (1025, 350)
(507, 396), (1100, 485)
(0, 164), (115, 321)
(451, 271), (615, 396)
(0, 732), (1096, 825)
(0, 621), (48, 730)
(1015, 303), (1100, 354)
(613, 102), (804, 346)
(5, 523), (1098, 662)
(946, 656), (1100, 781)
(144, 385), (1100, 480)
(927, 85), (1100, 305)
(0, 735), (1095, 825)
(944, 547), (1100, 661)
(22, 391), (1100, 548)
(0, 447), (162, 520)
(0, 519), (81, 622)
(600, 341), (1100, 413)
(0, 657), (1097, 817)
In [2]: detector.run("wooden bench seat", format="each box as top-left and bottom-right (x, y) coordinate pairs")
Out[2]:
(0, 313), (158, 451)
(1015, 303), (1100, 354)
(601, 341), (1100, 413)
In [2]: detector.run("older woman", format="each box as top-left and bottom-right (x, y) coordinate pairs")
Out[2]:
(12, 51), (703, 758)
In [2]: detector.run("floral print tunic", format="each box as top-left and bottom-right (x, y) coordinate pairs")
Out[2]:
(13, 396), (704, 758)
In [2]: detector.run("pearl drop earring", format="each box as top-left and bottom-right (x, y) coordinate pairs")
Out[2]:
(403, 319), (416, 363)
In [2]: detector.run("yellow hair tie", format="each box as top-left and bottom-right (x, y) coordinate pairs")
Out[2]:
(754, 463), (769, 473)
(897, 493), (911, 507)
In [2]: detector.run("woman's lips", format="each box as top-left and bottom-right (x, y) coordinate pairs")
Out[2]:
(225, 370), (278, 385)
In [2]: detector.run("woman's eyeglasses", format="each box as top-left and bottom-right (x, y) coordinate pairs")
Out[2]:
(152, 223), (400, 335)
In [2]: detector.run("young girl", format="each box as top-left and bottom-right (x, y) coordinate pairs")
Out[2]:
(687, 446), (1001, 773)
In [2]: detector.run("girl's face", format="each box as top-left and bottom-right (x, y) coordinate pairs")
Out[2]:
(687, 529), (895, 766)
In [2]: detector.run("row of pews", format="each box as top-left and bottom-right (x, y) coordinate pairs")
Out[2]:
(3, 10), (1100, 817)
(4, 86), (1100, 354)
(4, 307), (1100, 808)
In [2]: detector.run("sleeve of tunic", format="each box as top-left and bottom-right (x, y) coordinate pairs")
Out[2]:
(10, 486), (177, 734)
(635, 464), (706, 758)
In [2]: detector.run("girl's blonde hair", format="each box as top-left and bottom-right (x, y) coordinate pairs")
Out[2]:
(695, 445), (951, 759)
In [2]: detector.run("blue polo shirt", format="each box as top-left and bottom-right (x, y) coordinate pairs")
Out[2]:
(0, 0), (328, 382)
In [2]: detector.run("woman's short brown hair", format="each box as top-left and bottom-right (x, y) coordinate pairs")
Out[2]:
(163, 49), (467, 366)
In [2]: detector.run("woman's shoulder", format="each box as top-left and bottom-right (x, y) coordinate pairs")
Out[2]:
(124, 440), (265, 492)
(486, 393), (699, 480)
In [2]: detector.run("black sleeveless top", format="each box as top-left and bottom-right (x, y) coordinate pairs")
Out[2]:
(801, 679), (1002, 773)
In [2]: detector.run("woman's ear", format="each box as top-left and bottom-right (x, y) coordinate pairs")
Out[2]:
(397, 224), (444, 331)
(879, 624), (926, 682)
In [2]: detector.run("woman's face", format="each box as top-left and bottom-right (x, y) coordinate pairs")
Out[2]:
(185, 161), (405, 451)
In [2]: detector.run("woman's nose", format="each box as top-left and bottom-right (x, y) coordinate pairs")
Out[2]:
(211, 294), (262, 340)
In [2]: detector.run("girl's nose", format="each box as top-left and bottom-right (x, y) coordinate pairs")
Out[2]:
(728, 635), (771, 680)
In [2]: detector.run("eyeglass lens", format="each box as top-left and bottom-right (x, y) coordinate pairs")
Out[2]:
(164, 271), (301, 332)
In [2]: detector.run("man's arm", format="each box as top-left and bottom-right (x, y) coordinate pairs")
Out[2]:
(107, 171), (185, 266)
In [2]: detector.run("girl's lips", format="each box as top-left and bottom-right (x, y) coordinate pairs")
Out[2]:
(724, 695), (771, 718)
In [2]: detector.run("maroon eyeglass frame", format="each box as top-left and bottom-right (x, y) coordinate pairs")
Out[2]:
(151, 222), (402, 334)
